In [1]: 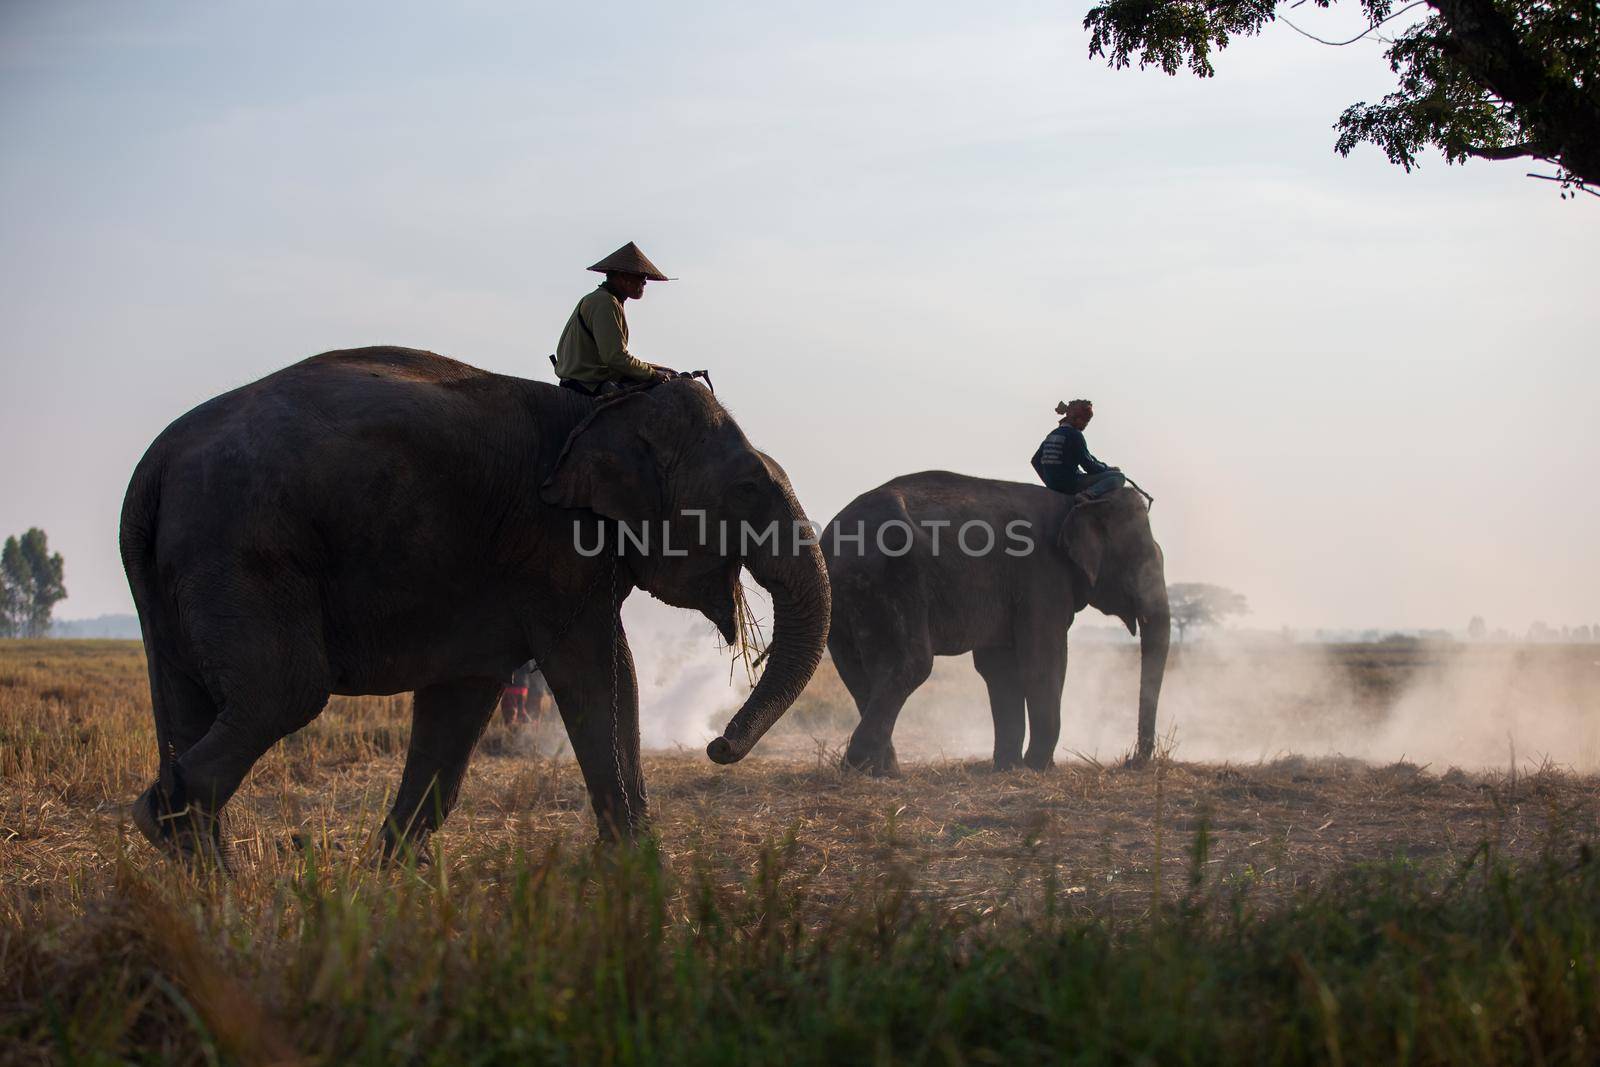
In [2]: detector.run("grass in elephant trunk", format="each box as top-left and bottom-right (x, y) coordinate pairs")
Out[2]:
(727, 576), (768, 687)
(7, 641), (1600, 1062)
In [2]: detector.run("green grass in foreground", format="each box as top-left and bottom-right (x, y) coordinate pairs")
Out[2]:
(5, 829), (1599, 1067)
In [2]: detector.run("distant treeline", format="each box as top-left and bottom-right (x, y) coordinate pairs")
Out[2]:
(47, 614), (141, 639)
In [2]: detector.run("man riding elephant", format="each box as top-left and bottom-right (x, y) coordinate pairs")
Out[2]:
(120, 346), (830, 865)
(1031, 398), (1125, 505)
(552, 242), (677, 395)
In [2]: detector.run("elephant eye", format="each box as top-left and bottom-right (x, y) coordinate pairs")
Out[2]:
(728, 480), (763, 506)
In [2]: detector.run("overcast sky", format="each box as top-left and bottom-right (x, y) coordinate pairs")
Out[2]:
(2, 0), (1596, 633)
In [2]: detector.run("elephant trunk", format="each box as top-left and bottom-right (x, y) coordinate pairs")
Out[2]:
(706, 527), (831, 764)
(1134, 577), (1170, 763)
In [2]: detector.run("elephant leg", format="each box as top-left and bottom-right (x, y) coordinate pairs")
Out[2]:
(973, 646), (1026, 771)
(829, 630), (873, 715)
(842, 641), (931, 777)
(830, 612), (882, 764)
(540, 619), (647, 841)
(1021, 647), (1067, 771)
(162, 642), (329, 867)
(134, 650), (221, 857)
(837, 591), (932, 777)
(382, 677), (503, 858)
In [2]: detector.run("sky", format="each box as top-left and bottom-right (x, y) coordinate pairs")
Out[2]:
(2, 0), (1597, 634)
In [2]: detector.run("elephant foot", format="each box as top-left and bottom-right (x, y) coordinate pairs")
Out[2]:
(1122, 747), (1155, 769)
(374, 819), (435, 868)
(589, 828), (662, 869)
(377, 839), (432, 869)
(595, 824), (654, 846)
(133, 782), (232, 871)
(1023, 751), (1056, 772)
(842, 742), (901, 778)
(992, 754), (1024, 772)
(288, 831), (350, 861)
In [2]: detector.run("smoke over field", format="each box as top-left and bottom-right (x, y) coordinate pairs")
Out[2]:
(622, 597), (749, 751)
(628, 594), (1600, 772)
(951, 640), (1600, 772)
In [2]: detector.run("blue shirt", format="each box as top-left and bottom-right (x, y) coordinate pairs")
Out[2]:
(1031, 424), (1111, 492)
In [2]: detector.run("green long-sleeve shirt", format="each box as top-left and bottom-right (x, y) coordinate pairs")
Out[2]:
(553, 285), (655, 383)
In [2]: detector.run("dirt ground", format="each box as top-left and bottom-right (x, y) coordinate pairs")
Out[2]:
(5, 640), (1599, 924)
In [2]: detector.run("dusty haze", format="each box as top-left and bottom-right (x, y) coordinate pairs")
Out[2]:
(625, 594), (1600, 772)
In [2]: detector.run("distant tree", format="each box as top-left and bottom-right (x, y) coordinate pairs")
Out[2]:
(1084, 0), (1600, 196)
(1527, 619), (1554, 641)
(1575, 624), (1593, 641)
(0, 549), (19, 638)
(0, 528), (67, 638)
(1167, 582), (1250, 643)
(1467, 615), (1487, 639)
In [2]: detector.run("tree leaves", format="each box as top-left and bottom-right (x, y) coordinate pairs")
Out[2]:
(1, 528), (67, 638)
(1084, 0), (1600, 193)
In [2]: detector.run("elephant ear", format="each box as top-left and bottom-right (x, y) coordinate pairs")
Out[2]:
(541, 394), (664, 522)
(1058, 506), (1106, 586)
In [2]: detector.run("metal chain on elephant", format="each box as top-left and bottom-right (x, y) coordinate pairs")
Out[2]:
(534, 556), (633, 838)
(535, 557), (613, 667)
(531, 552), (633, 834)
(607, 562), (634, 830)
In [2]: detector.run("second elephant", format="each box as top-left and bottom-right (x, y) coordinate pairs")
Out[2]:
(823, 472), (1169, 774)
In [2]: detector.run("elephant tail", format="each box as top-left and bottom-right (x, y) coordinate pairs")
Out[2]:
(119, 451), (164, 595)
(119, 447), (176, 661)
(119, 449), (213, 804)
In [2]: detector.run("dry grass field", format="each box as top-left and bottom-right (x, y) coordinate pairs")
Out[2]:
(4, 639), (1600, 1064)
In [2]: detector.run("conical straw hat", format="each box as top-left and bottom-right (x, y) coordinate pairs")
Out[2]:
(587, 242), (673, 281)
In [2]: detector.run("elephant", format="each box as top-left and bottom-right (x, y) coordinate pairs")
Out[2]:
(119, 346), (830, 863)
(822, 472), (1168, 775)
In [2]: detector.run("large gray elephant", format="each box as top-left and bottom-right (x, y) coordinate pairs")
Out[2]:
(120, 347), (829, 861)
(823, 472), (1168, 774)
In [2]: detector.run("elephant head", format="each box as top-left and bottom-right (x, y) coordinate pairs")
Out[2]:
(1058, 490), (1169, 762)
(541, 381), (831, 763)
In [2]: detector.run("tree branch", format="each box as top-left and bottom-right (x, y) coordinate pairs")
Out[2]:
(1429, 0), (1600, 185)
(1279, 0), (1430, 46)
(1464, 140), (1547, 160)
(1524, 171), (1600, 197)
